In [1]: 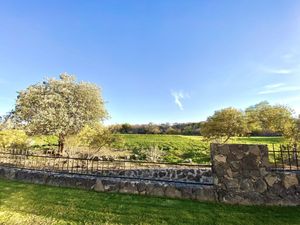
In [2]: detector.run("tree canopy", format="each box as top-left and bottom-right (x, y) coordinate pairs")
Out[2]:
(245, 101), (293, 135)
(15, 74), (107, 152)
(281, 116), (300, 144)
(201, 107), (247, 143)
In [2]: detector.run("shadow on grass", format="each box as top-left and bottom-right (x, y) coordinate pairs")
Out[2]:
(0, 178), (300, 225)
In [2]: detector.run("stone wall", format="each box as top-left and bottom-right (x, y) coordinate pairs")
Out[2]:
(1, 144), (299, 205)
(211, 144), (300, 205)
(97, 168), (212, 184)
(0, 166), (215, 202)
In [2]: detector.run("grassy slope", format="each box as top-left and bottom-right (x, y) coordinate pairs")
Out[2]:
(113, 134), (285, 163)
(113, 134), (211, 163)
(0, 179), (299, 225)
(116, 134), (285, 149)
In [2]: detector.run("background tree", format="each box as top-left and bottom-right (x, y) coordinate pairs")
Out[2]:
(282, 116), (300, 145)
(15, 74), (107, 153)
(166, 127), (179, 134)
(145, 123), (161, 134)
(120, 123), (133, 134)
(201, 107), (247, 143)
(245, 101), (293, 136)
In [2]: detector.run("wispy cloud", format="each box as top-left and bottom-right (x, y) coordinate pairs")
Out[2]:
(171, 91), (189, 110)
(259, 52), (300, 75)
(263, 68), (293, 75)
(264, 83), (285, 89)
(259, 83), (300, 95)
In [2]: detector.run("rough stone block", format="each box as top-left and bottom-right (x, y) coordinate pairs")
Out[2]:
(248, 145), (260, 156)
(254, 179), (267, 193)
(214, 154), (227, 163)
(264, 174), (279, 187)
(283, 173), (299, 189)
(94, 179), (104, 192)
(119, 181), (138, 194)
(146, 183), (165, 197)
(195, 187), (216, 202)
(165, 186), (182, 199)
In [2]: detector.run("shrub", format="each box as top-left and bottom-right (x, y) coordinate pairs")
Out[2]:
(0, 129), (30, 150)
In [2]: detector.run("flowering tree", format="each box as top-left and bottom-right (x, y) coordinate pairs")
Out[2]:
(15, 74), (107, 153)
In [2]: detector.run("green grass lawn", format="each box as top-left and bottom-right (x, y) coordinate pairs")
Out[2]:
(0, 179), (299, 225)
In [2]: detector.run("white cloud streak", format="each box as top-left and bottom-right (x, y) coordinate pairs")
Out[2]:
(264, 68), (293, 75)
(259, 83), (300, 95)
(171, 91), (189, 110)
(264, 83), (285, 89)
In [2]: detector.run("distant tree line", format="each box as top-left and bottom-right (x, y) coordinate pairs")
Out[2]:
(109, 101), (299, 141)
(109, 122), (203, 135)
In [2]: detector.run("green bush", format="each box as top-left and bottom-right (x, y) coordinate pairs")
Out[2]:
(0, 129), (30, 150)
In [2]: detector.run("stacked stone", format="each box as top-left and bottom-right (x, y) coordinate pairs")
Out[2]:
(98, 168), (212, 184)
(211, 144), (300, 205)
(0, 166), (215, 202)
(93, 177), (214, 201)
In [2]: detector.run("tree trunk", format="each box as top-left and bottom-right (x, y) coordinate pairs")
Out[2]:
(58, 134), (65, 154)
(223, 136), (231, 143)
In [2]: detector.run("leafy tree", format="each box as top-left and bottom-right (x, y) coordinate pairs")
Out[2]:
(15, 74), (107, 153)
(166, 127), (179, 134)
(201, 107), (247, 143)
(282, 116), (300, 144)
(182, 125), (193, 135)
(145, 123), (161, 134)
(120, 123), (132, 133)
(245, 102), (293, 135)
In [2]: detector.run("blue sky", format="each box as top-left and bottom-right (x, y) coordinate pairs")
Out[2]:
(1, 0), (300, 124)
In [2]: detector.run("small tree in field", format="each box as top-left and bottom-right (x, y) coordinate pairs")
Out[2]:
(15, 74), (107, 153)
(201, 107), (247, 143)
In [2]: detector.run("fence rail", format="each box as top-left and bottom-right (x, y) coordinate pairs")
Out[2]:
(270, 144), (299, 171)
(0, 151), (212, 185)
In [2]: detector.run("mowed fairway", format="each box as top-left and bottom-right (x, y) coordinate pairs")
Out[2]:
(0, 179), (299, 225)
